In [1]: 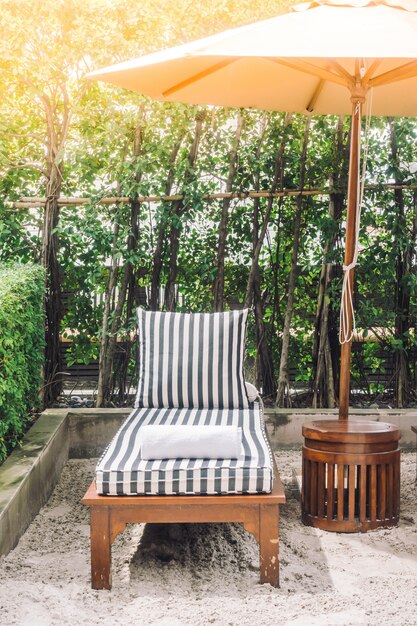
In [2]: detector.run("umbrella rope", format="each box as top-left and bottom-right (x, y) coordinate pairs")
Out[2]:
(339, 89), (373, 345)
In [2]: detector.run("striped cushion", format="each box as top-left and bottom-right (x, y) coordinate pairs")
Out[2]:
(134, 309), (249, 409)
(95, 402), (273, 496)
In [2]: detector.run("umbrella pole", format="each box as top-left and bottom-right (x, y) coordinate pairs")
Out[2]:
(339, 97), (362, 420)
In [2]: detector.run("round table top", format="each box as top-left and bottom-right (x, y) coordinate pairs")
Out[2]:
(302, 419), (401, 443)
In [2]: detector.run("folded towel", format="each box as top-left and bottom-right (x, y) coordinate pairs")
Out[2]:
(140, 425), (243, 460)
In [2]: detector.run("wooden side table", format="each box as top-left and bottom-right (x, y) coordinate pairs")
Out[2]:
(302, 420), (400, 533)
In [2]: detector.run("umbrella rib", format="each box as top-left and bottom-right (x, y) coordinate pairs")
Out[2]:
(162, 59), (237, 97)
(268, 58), (348, 88)
(306, 61), (354, 111)
(362, 59), (382, 83)
(328, 61), (354, 84)
(306, 79), (325, 112)
(370, 60), (417, 87)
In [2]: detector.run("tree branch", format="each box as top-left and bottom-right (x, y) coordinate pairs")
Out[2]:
(5, 160), (49, 179)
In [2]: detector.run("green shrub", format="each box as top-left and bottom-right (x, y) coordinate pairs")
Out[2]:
(0, 263), (45, 462)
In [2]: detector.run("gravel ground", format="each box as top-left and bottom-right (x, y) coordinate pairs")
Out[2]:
(0, 450), (416, 626)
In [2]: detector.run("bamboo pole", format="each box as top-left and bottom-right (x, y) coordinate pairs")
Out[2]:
(12, 183), (417, 208)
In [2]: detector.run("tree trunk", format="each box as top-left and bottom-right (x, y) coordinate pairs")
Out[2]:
(252, 267), (276, 401)
(243, 114), (275, 399)
(96, 217), (120, 408)
(411, 189), (417, 398)
(112, 123), (145, 403)
(164, 216), (181, 311)
(39, 88), (72, 406)
(311, 229), (337, 408)
(244, 114), (292, 401)
(213, 113), (245, 311)
(116, 196), (142, 403)
(96, 121), (144, 407)
(41, 163), (63, 405)
(164, 111), (206, 312)
(276, 117), (311, 407)
(389, 119), (411, 408)
(311, 117), (347, 408)
(245, 113), (292, 309)
(149, 130), (186, 311)
(271, 199), (283, 348)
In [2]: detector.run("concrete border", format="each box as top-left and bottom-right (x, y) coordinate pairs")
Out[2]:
(0, 407), (416, 558)
(0, 409), (69, 556)
(68, 408), (129, 458)
(266, 408), (417, 448)
(67, 407), (417, 457)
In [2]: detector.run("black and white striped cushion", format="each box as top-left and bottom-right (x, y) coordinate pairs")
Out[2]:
(95, 402), (273, 495)
(135, 309), (249, 409)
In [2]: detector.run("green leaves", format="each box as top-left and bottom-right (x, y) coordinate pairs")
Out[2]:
(2, 1), (417, 408)
(0, 263), (45, 463)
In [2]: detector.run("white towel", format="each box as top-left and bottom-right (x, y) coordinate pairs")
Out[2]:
(140, 425), (243, 460)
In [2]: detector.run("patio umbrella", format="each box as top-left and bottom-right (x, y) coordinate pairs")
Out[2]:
(89, 0), (417, 420)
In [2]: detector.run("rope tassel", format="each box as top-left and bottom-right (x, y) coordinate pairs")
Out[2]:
(339, 90), (373, 345)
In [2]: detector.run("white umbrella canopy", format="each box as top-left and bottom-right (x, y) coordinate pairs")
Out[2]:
(89, 0), (417, 115)
(89, 0), (417, 419)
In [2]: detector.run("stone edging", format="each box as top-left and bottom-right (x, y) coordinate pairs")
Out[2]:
(0, 409), (69, 556)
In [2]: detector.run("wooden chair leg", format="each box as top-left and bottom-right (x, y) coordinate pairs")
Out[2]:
(259, 504), (280, 587)
(90, 507), (112, 590)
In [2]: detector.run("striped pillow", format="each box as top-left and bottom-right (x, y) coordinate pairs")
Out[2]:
(134, 309), (250, 409)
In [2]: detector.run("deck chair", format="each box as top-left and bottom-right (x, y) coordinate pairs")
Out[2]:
(83, 309), (285, 589)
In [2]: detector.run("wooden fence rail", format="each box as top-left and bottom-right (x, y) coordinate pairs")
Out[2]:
(11, 183), (417, 208)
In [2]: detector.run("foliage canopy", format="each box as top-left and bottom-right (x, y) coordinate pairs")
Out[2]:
(1, 0), (417, 410)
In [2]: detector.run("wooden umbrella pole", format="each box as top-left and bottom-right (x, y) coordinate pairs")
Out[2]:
(338, 96), (363, 420)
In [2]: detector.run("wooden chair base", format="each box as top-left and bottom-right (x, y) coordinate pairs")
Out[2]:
(82, 471), (285, 589)
(302, 420), (401, 533)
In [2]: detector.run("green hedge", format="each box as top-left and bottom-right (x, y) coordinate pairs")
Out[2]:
(0, 263), (45, 462)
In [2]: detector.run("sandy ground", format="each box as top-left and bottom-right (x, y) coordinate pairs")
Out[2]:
(0, 450), (416, 626)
